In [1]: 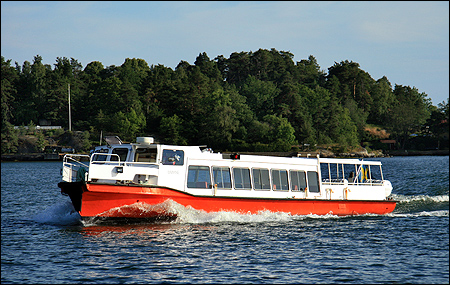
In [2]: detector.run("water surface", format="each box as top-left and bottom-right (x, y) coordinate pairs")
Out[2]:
(2, 156), (449, 284)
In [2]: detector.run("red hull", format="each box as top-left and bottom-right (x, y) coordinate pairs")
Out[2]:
(77, 183), (396, 218)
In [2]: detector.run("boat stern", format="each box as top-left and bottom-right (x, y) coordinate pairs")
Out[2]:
(58, 181), (86, 212)
(383, 180), (393, 197)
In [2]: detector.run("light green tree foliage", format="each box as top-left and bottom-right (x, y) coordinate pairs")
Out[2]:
(113, 109), (146, 142)
(335, 108), (359, 149)
(160, 114), (187, 145)
(263, 114), (297, 151)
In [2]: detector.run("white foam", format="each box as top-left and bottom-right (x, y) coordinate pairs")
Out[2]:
(392, 194), (449, 203)
(32, 200), (82, 225)
(388, 210), (449, 217)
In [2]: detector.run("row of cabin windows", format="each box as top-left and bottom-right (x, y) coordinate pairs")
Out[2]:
(187, 165), (320, 193)
(92, 148), (181, 165)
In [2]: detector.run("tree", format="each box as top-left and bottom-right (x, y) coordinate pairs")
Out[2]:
(327, 60), (376, 112)
(385, 85), (431, 149)
(112, 109), (146, 142)
(263, 114), (297, 151)
(240, 75), (279, 120)
(194, 52), (222, 81)
(160, 114), (187, 145)
(224, 51), (252, 86)
(1, 57), (18, 125)
(425, 98), (449, 149)
(1, 57), (19, 153)
(18, 55), (51, 125)
(200, 88), (238, 150)
(296, 55), (326, 87)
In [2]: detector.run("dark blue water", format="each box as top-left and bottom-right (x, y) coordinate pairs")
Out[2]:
(2, 156), (449, 284)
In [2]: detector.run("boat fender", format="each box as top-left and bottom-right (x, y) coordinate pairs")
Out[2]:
(326, 188), (334, 199)
(343, 187), (351, 200)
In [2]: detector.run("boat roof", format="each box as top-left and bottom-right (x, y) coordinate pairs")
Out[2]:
(93, 139), (383, 166)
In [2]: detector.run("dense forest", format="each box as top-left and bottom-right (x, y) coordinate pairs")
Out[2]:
(1, 48), (449, 154)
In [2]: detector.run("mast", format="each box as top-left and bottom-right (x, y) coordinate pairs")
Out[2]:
(68, 83), (72, 132)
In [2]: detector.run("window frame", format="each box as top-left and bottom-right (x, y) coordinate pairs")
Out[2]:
(162, 149), (185, 165)
(271, 169), (289, 191)
(290, 170), (307, 192)
(233, 167), (252, 190)
(187, 165), (211, 189)
(252, 168), (271, 191)
(212, 166), (232, 189)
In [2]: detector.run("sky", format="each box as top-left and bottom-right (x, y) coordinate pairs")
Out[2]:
(2, 1), (449, 106)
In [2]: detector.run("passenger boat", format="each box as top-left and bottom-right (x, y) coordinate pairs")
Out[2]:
(58, 136), (396, 221)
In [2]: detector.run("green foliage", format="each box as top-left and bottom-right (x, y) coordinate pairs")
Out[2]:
(1, 121), (18, 153)
(35, 132), (47, 151)
(263, 114), (297, 151)
(241, 75), (279, 120)
(1, 49), (443, 154)
(111, 109), (146, 142)
(160, 114), (187, 145)
(385, 85), (432, 149)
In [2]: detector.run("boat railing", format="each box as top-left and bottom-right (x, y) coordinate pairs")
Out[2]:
(62, 154), (90, 182)
(88, 153), (160, 182)
(90, 153), (158, 168)
(322, 178), (347, 185)
(348, 178), (384, 186)
(363, 179), (384, 186)
(322, 178), (384, 186)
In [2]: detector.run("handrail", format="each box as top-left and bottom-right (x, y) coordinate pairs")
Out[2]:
(62, 154), (90, 182)
(322, 178), (384, 186)
(63, 154), (90, 168)
(90, 152), (159, 167)
(322, 178), (347, 185)
(90, 153), (121, 164)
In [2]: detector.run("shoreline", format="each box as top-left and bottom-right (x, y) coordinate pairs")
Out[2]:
(2, 149), (448, 162)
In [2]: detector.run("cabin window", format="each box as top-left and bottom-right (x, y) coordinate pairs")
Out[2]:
(135, 147), (157, 163)
(162, 149), (184, 165)
(111, 148), (129, 162)
(290, 170), (307, 191)
(187, 166), (211, 189)
(272, 169), (289, 191)
(253, 168), (271, 190)
(92, 148), (109, 162)
(213, 167), (232, 189)
(307, 171), (320, 193)
(233, 168), (252, 189)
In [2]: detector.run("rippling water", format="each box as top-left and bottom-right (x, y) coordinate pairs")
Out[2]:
(1, 156), (449, 284)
